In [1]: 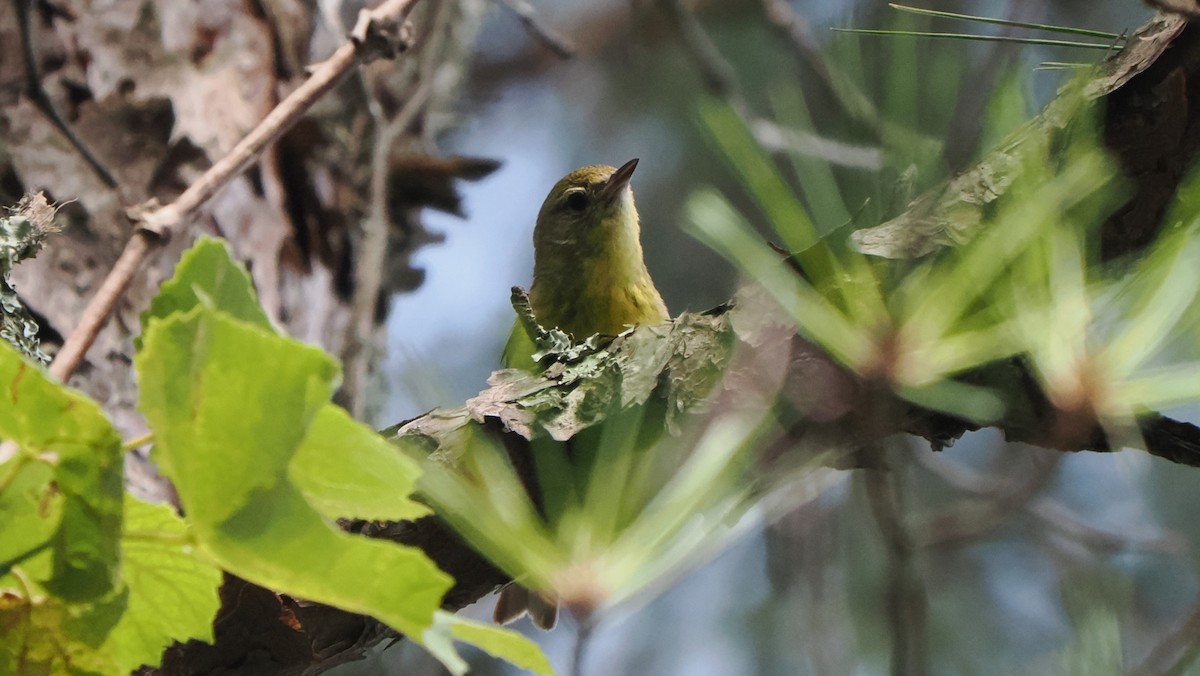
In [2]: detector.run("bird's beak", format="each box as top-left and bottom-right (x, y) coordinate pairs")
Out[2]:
(600, 158), (639, 205)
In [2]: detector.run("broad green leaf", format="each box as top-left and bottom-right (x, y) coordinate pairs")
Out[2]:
(209, 476), (452, 642)
(100, 495), (221, 671)
(0, 458), (58, 577)
(290, 404), (430, 522)
(136, 307), (454, 645)
(139, 236), (272, 345)
(0, 593), (120, 675)
(136, 306), (337, 524)
(0, 342), (122, 602)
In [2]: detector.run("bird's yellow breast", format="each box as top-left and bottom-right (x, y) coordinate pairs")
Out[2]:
(530, 209), (667, 337)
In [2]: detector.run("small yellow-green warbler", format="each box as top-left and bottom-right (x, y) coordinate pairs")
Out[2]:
(503, 158), (669, 369)
(495, 159), (669, 628)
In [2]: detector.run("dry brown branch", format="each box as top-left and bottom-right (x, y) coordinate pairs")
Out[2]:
(47, 0), (423, 383)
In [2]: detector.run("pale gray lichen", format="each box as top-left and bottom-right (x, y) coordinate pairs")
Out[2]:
(1, 192), (59, 364)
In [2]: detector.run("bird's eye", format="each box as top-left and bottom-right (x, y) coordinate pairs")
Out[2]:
(564, 190), (589, 212)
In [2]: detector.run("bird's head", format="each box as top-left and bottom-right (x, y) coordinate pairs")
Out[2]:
(533, 158), (641, 256)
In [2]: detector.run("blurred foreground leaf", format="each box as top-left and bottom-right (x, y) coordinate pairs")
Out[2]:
(0, 342), (219, 673)
(135, 238), (547, 674)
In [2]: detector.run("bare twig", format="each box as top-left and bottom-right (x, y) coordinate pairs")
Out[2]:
(13, 0), (118, 188)
(343, 81), (433, 417)
(495, 0), (575, 58)
(750, 118), (882, 169)
(863, 458), (929, 676)
(48, 0), (423, 383)
(340, 0), (451, 415)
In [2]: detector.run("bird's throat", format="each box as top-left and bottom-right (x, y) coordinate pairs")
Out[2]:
(530, 211), (667, 338)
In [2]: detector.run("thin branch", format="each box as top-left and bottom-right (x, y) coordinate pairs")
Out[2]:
(13, 0), (118, 188)
(569, 614), (595, 676)
(760, 0), (877, 125)
(342, 80), (433, 417)
(657, 0), (737, 98)
(47, 0), (423, 383)
(863, 456), (929, 676)
(750, 117), (882, 170)
(495, 0), (575, 58)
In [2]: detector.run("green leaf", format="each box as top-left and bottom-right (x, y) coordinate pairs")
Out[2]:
(136, 307), (454, 644)
(0, 342), (123, 602)
(435, 611), (555, 676)
(899, 380), (1006, 424)
(100, 495), (221, 671)
(0, 458), (58, 578)
(0, 592), (120, 676)
(767, 87), (852, 231)
(0, 491), (224, 676)
(139, 236), (272, 348)
(136, 306), (338, 524)
(290, 404), (431, 522)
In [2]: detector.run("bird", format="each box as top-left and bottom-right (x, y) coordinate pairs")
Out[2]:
(495, 158), (669, 628)
(502, 158), (669, 369)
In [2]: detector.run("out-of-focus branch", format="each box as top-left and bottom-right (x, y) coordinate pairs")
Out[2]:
(919, 447), (1060, 548)
(342, 80), (433, 417)
(917, 450), (1182, 554)
(47, 0), (422, 383)
(494, 0), (575, 58)
(1145, 0), (1200, 17)
(863, 454), (929, 676)
(13, 0), (117, 188)
(759, 0), (880, 128)
(657, 0), (881, 169)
